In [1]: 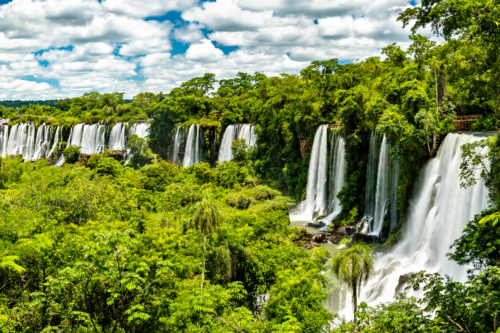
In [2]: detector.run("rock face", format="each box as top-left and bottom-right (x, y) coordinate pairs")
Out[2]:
(351, 233), (376, 244)
(395, 273), (415, 295)
(312, 233), (325, 243)
(307, 221), (326, 228)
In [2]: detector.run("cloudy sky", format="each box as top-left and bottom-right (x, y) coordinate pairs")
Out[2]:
(0, 0), (429, 100)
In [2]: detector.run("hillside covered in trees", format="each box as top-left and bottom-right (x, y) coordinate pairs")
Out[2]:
(0, 0), (498, 332)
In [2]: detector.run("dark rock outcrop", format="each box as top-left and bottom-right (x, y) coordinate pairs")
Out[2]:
(351, 233), (377, 244)
(395, 273), (415, 295)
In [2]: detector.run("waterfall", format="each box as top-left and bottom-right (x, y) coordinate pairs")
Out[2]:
(183, 124), (201, 167)
(108, 123), (127, 150)
(325, 133), (347, 222)
(291, 125), (346, 223)
(172, 127), (183, 165)
(218, 124), (257, 163)
(47, 126), (61, 159)
(370, 136), (391, 236)
(364, 132), (379, 221)
(363, 133), (399, 236)
(129, 123), (150, 139)
(68, 123), (105, 155)
(338, 132), (489, 320)
(31, 124), (53, 161)
(0, 124), (8, 157)
(6, 123), (31, 157)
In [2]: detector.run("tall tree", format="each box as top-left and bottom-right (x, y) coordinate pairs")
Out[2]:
(330, 238), (374, 317)
(192, 192), (223, 291)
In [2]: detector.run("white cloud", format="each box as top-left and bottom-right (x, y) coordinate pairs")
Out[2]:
(185, 39), (225, 62)
(101, 0), (197, 18)
(0, 0), (431, 99)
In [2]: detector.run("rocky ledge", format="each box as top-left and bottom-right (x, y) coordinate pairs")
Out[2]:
(293, 223), (378, 249)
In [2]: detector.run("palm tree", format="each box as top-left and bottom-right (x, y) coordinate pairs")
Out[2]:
(192, 192), (223, 291)
(330, 238), (374, 317)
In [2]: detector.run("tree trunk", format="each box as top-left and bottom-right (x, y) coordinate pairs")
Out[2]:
(352, 282), (358, 321)
(434, 69), (439, 111)
(201, 234), (206, 294)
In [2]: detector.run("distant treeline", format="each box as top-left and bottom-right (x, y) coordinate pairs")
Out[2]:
(0, 99), (133, 110)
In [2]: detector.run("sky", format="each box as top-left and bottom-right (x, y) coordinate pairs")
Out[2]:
(0, 0), (431, 100)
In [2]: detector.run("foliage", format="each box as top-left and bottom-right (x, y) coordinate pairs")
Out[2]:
(329, 238), (374, 317)
(62, 146), (80, 164)
(449, 208), (500, 278)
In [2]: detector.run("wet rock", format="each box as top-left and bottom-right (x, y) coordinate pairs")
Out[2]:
(307, 221), (326, 228)
(312, 233), (325, 243)
(351, 233), (376, 244)
(300, 230), (312, 241)
(395, 273), (415, 296)
(310, 242), (319, 247)
(335, 225), (356, 236)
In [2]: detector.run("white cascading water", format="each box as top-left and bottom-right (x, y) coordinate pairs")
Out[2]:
(183, 124), (201, 167)
(291, 125), (347, 223)
(325, 133), (347, 222)
(0, 123), (9, 157)
(129, 123), (150, 139)
(108, 123), (127, 150)
(218, 124), (257, 163)
(47, 126), (61, 159)
(369, 136), (392, 236)
(363, 133), (399, 236)
(31, 124), (53, 161)
(338, 132), (489, 320)
(172, 127), (183, 165)
(68, 123), (105, 155)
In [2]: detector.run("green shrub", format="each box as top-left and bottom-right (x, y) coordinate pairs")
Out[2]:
(141, 161), (178, 191)
(62, 146), (81, 164)
(213, 161), (248, 189)
(87, 154), (101, 170)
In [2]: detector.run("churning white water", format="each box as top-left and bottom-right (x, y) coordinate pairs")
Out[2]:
(218, 124), (257, 163)
(338, 132), (489, 319)
(183, 124), (201, 167)
(291, 125), (346, 223)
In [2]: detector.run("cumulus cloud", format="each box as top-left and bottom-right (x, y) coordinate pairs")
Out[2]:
(0, 0), (430, 99)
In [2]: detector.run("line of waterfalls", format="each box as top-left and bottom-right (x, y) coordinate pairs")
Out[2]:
(218, 124), (257, 163)
(290, 125), (347, 224)
(0, 120), (150, 163)
(363, 132), (399, 237)
(170, 123), (257, 168)
(337, 132), (489, 320)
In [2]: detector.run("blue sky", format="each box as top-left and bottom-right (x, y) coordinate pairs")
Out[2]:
(0, 0), (427, 100)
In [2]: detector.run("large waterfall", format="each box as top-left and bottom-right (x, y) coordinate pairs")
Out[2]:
(0, 120), (150, 164)
(183, 124), (201, 167)
(339, 132), (489, 319)
(363, 133), (399, 236)
(218, 124), (257, 163)
(291, 125), (346, 223)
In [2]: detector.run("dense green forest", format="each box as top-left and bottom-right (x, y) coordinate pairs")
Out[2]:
(0, 0), (499, 332)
